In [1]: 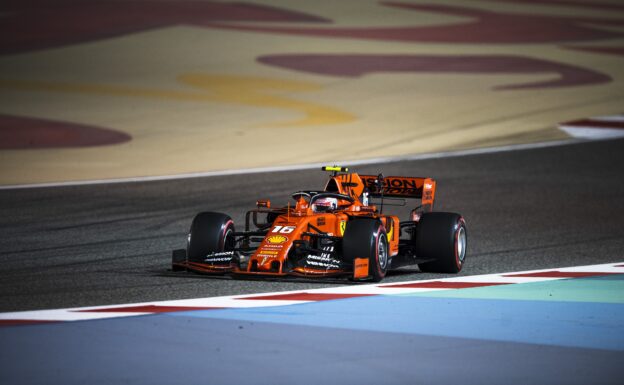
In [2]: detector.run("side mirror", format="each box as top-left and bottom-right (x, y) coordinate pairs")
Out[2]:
(256, 199), (271, 208)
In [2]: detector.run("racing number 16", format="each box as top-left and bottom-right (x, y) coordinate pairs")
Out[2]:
(272, 225), (295, 234)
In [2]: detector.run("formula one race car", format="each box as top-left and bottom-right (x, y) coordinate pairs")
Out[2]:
(171, 166), (466, 282)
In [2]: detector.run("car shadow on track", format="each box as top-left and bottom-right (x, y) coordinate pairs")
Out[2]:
(152, 266), (425, 285)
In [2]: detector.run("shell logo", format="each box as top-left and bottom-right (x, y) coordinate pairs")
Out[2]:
(267, 235), (288, 244)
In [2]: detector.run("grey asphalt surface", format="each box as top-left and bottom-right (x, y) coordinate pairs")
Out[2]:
(1, 138), (624, 312)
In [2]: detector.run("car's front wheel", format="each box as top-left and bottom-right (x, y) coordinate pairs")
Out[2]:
(187, 212), (235, 262)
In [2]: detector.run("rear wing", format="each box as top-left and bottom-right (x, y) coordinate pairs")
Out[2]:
(360, 175), (436, 211)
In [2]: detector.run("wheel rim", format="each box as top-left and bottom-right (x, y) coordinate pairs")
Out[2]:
(378, 233), (388, 270)
(456, 225), (466, 264)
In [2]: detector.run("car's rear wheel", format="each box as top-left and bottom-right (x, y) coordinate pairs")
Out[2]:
(416, 212), (466, 273)
(343, 219), (388, 282)
(187, 212), (235, 262)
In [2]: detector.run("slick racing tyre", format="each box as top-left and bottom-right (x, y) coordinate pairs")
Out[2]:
(187, 212), (235, 262)
(416, 212), (466, 273)
(343, 219), (389, 282)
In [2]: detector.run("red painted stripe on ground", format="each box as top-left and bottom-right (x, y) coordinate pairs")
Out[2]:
(504, 271), (621, 278)
(77, 305), (222, 313)
(239, 293), (374, 301)
(382, 281), (509, 289)
(561, 119), (624, 130)
(0, 114), (132, 149)
(564, 46), (624, 57)
(0, 319), (58, 327)
(257, 54), (611, 90)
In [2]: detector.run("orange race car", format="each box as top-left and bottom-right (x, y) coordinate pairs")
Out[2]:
(171, 166), (467, 282)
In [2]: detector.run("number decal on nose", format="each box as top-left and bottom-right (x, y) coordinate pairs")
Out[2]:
(272, 225), (296, 234)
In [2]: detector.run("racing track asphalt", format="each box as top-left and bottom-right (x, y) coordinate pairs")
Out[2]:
(1, 138), (624, 312)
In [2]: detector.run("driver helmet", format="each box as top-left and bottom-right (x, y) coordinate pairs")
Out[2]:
(312, 197), (338, 212)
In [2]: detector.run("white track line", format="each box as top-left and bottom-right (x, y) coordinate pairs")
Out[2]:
(1, 261), (622, 324)
(559, 126), (624, 140)
(559, 114), (624, 140)
(592, 115), (624, 122)
(0, 138), (581, 190)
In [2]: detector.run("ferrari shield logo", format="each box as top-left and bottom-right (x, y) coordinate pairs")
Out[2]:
(339, 221), (346, 236)
(386, 219), (394, 241)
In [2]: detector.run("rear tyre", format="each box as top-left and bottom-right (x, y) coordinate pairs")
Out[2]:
(187, 212), (235, 262)
(416, 212), (466, 273)
(343, 219), (389, 282)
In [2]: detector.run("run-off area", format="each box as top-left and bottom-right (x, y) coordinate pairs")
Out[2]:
(1, 267), (623, 385)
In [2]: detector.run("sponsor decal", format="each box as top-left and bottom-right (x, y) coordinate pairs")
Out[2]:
(204, 251), (235, 264)
(204, 257), (234, 263)
(267, 235), (288, 244)
(361, 176), (422, 196)
(258, 252), (279, 265)
(258, 250), (278, 255)
(206, 251), (235, 257)
(306, 254), (341, 266)
(339, 221), (346, 236)
(354, 257), (369, 278)
(303, 246), (341, 269)
(424, 183), (433, 190)
(306, 260), (341, 269)
(362, 176), (418, 189)
(262, 244), (283, 249)
(271, 225), (295, 234)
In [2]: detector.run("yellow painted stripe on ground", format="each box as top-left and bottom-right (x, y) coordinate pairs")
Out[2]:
(0, 75), (355, 127)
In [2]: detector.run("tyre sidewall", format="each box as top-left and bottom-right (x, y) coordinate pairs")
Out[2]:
(453, 217), (467, 270)
(371, 226), (388, 281)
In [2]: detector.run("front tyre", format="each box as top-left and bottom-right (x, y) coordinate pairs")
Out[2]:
(416, 213), (466, 273)
(343, 219), (389, 282)
(187, 212), (235, 262)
